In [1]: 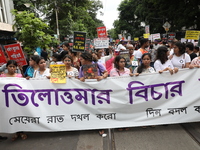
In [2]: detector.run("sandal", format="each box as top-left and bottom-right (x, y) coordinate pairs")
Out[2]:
(12, 133), (19, 141)
(20, 133), (27, 140)
(98, 130), (104, 136)
(118, 128), (124, 131)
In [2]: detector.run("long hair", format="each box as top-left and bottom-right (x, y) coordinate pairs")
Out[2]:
(137, 53), (151, 74)
(174, 41), (185, 55)
(114, 55), (126, 70)
(156, 46), (168, 64)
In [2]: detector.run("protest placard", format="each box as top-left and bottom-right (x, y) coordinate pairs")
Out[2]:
(185, 30), (200, 40)
(97, 26), (107, 38)
(0, 45), (7, 66)
(94, 38), (109, 49)
(120, 50), (130, 64)
(50, 64), (66, 83)
(4, 43), (27, 66)
(73, 31), (86, 52)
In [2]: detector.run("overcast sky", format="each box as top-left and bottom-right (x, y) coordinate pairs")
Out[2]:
(97, 0), (122, 30)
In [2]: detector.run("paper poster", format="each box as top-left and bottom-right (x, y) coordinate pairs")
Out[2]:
(4, 43), (27, 66)
(50, 64), (66, 83)
(120, 50), (130, 64)
(94, 38), (109, 49)
(134, 38), (139, 41)
(0, 45), (7, 66)
(72, 31), (86, 52)
(82, 64), (98, 79)
(185, 30), (200, 40)
(97, 26), (107, 38)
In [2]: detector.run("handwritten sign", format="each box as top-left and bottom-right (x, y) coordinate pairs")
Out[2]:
(4, 43), (27, 66)
(97, 26), (107, 38)
(94, 38), (109, 49)
(50, 64), (66, 83)
(0, 45), (7, 66)
(73, 31), (86, 52)
(185, 30), (200, 40)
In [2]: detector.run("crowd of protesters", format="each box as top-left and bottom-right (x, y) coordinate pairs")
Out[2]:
(0, 38), (199, 140)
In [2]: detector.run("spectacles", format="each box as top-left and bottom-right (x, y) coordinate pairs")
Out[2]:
(119, 61), (126, 63)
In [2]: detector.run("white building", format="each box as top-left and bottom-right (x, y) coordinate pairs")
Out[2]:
(0, 0), (15, 44)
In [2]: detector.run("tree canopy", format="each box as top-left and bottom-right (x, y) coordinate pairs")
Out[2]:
(13, 0), (104, 41)
(113, 0), (200, 39)
(12, 9), (54, 54)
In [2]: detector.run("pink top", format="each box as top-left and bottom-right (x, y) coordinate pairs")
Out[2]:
(0, 73), (22, 77)
(190, 57), (200, 66)
(106, 57), (115, 74)
(110, 67), (130, 77)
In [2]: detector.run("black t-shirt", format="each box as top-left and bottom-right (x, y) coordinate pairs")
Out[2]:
(190, 53), (197, 61)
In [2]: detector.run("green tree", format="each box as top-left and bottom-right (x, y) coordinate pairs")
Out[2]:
(12, 10), (54, 54)
(114, 0), (200, 39)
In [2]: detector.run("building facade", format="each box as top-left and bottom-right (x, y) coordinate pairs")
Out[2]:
(0, 0), (15, 44)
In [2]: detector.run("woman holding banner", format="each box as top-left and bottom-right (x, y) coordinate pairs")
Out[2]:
(0, 60), (27, 140)
(62, 55), (79, 78)
(154, 46), (178, 74)
(170, 42), (191, 69)
(110, 55), (132, 77)
(24, 55), (40, 79)
(79, 52), (108, 82)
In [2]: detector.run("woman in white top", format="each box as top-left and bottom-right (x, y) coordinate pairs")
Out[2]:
(62, 55), (79, 78)
(133, 53), (156, 75)
(170, 42), (191, 69)
(154, 46), (178, 74)
(33, 57), (50, 78)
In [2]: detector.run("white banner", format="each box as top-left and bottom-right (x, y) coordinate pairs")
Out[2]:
(0, 69), (200, 133)
(94, 38), (109, 49)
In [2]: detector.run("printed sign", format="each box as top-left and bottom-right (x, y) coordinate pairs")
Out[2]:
(185, 30), (200, 40)
(73, 31), (86, 52)
(97, 26), (107, 38)
(4, 43), (27, 66)
(145, 25), (150, 34)
(50, 64), (66, 83)
(0, 45), (7, 66)
(168, 32), (176, 41)
(120, 50), (130, 64)
(85, 39), (91, 51)
(152, 33), (161, 41)
(94, 38), (109, 49)
(134, 38), (139, 41)
(143, 33), (150, 38)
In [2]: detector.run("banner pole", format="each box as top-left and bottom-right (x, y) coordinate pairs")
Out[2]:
(108, 128), (114, 150)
